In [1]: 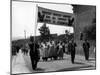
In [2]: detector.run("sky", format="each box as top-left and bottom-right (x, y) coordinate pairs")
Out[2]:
(12, 0), (74, 40)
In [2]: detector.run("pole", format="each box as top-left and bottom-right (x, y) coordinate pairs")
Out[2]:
(23, 30), (27, 49)
(24, 30), (26, 40)
(34, 4), (38, 42)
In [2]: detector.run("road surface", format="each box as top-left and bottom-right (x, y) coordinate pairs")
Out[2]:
(11, 51), (96, 74)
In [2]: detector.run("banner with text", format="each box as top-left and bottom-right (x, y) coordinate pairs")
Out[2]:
(38, 6), (74, 26)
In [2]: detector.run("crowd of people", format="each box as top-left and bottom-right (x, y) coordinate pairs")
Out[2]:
(12, 36), (92, 70)
(38, 40), (66, 61)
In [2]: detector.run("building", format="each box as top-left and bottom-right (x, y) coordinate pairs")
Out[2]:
(72, 5), (96, 40)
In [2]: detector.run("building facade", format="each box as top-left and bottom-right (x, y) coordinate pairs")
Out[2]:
(73, 5), (96, 40)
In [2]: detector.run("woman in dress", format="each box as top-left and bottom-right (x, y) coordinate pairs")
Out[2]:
(48, 41), (54, 60)
(53, 41), (58, 60)
(44, 43), (49, 61)
(57, 42), (64, 60)
(42, 42), (48, 61)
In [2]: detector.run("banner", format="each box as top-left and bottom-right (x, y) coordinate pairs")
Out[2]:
(38, 6), (74, 26)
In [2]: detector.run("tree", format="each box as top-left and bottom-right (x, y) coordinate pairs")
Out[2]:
(39, 23), (51, 41)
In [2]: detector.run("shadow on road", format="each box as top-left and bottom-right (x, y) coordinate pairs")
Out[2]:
(74, 62), (85, 65)
(32, 68), (45, 73)
(39, 58), (67, 62)
(88, 58), (96, 61)
(56, 65), (94, 71)
(36, 68), (45, 71)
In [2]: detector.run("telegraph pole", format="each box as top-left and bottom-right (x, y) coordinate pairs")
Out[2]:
(24, 30), (26, 40)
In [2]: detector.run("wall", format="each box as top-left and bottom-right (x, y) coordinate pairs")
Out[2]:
(73, 5), (96, 40)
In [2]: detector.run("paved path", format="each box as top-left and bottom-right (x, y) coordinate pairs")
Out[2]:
(11, 52), (96, 74)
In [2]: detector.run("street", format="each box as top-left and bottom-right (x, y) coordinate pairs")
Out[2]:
(11, 52), (96, 74)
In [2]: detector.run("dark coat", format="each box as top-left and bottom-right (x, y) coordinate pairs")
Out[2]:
(29, 43), (40, 61)
(83, 42), (90, 50)
(68, 42), (77, 52)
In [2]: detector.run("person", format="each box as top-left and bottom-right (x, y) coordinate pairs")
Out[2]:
(25, 43), (29, 55)
(68, 39), (77, 64)
(15, 45), (20, 54)
(68, 41), (71, 54)
(28, 36), (40, 70)
(39, 42), (43, 61)
(40, 42), (45, 61)
(62, 42), (65, 53)
(42, 42), (48, 61)
(22, 44), (28, 55)
(53, 41), (58, 60)
(15, 46), (26, 64)
(65, 41), (68, 54)
(48, 41), (54, 60)
(83, 39), (90, 61)
(57, 42), (64, 60)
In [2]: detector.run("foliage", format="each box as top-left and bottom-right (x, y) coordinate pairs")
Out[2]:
(39, 23), (51, 41)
